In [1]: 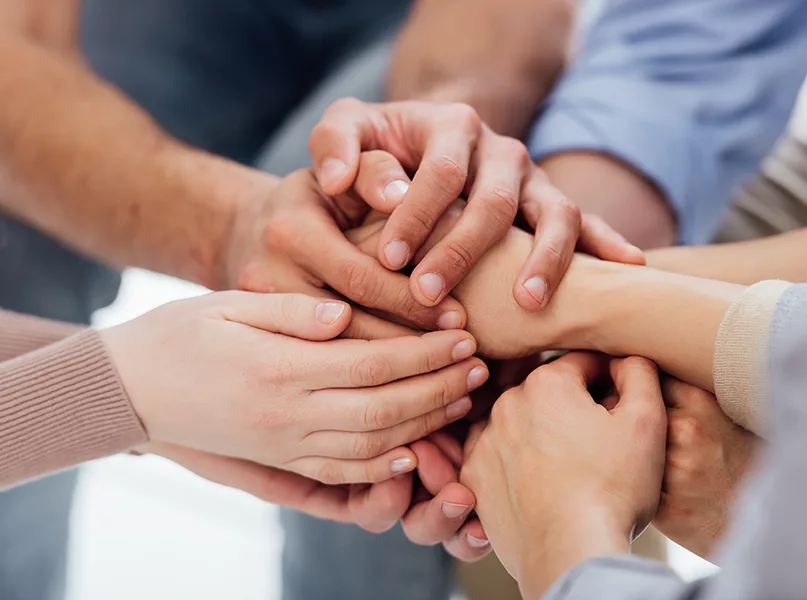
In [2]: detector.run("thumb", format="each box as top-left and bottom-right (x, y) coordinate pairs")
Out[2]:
(609, 357), (666, 421)
(212, 291), (352, 341)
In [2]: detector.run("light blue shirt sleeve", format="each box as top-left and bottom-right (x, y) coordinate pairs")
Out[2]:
(527, 0), (807, 244)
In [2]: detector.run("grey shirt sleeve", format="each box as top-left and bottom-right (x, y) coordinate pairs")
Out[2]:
(543, 284), (807, 600)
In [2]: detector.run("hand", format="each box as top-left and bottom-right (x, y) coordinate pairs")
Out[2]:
(654, 379), (760, 560)
(461, 353), (667, 598)
(224, 168), (467, 337)
(310, 102), (643, 311)
(102, 292), (490, 484)
(387, 0), (574, 138)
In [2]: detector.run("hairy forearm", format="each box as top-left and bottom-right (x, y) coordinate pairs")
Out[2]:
(647, 228), (807, 285)
(539, 152), (677, 248)
(0, 32), (278, 289)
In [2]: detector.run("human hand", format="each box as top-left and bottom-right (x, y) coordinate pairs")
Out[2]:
(653, 379), (760, 560)
(386, 0), (574, 138)
(224, 168), (467, 338)
(310, 102), (643, 311)
(102, 292), (489, 484)
(461, 353), (667, 598)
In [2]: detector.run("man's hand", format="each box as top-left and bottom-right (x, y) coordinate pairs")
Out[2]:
(653, 379), (760, 560)
(461, 353), (667, 598)
(386, 0), (574, 138)
(224, 168), (467, 336)
(310, 101), (644, 313)
(103, 292), (490, 485)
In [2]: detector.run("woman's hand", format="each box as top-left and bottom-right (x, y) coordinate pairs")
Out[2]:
(654, 379), (760, 560)
(102, 292), (490, 485)
(310, 101), (643, 310)
(460, 353), (667, 598)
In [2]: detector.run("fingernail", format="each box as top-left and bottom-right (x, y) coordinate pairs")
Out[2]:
(438, 311), (463, 331)
(319, 159), (347, 186)
(451, 339), (476, 361)
(442, 501), (472, 519)
(446, 396), (472, 420)
(383, 240), (411, 270)
(382, 180), (409, 204)
(418, 273), (445, 302)
(390, 457), (415, 474)
(316, 301), (346, 324)
(467, 534), (490, 548)
(467, 366), (489, 391)
(523, 277), (547, 305)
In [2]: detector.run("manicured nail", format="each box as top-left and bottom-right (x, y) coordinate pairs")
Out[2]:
(316, 301), (346, 324)
(467, 366), (489, 391)
(382, 180), (409, 204)
(383, 240), (411, 270)
(523, 277), (547, 305)
(451, 339), (476, 361)
(390, 457), (415, 474)
(438, 311), (463, 331)
(418, 273), (445, 302)
(467, 534), (490, 548)
(446, 396), (472, 420)
(442, 501), (472, 519)
(319, 159), (347, 187)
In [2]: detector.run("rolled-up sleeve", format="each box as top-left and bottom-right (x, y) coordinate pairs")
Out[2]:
(528, 0), (807, 244)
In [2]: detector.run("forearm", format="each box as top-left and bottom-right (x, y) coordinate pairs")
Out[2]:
(647, 228), (807, 285)
(0, 31), (279, 289)
(539, 152), (676, 248)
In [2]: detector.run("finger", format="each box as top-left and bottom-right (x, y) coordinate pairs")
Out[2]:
(377, 105), (481, 279)
(209, 291), (352, 341)
(287, 445), (419, 485)
(443, 518), (492, 562)
(354, 150), (412, 217)
(150, 442), (354, 523)
(342, 307), (415, 340)
(427, 431), (464, 469)
(578, 214), (646, 265)
(528, 351), (610, 394)
(462, 421), (487, 459)
(403, 482), (477, 546)
(318, 357), (487, 432)
(513, 171), (582, 311)
(610, 357), (666, 421)
(348, 474), (414, 534)
(291, 212), (467, 330)
(312, 329), (479, 389)
(412, 438), (462, 496)
(410, 136), (526, 305)
(309, 98), (377, 195)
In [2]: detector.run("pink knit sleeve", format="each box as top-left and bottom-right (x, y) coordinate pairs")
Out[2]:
(0, 318), (148, 489)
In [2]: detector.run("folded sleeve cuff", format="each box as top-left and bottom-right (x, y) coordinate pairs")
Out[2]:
(713, 280), (792, 438)
(0, 329), (148, 488)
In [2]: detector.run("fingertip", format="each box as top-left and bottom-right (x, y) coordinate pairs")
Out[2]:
(514, 275), (548, 312)
(316, 300), (351, 327)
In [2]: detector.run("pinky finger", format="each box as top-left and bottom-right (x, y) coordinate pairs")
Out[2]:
(443, 517), (492, 562)
(578, 214), (645, 265)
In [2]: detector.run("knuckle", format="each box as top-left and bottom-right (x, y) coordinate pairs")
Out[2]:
(669, 416), (702, 446)
(450, 103), (482, 133)
(524, 365), (555, 390)
(431, 156), (468, 198)
(368, 401), (404, 430)
(353, 432), (386, 460)
(557, 196), (583, 228)
(277, 294), (300, 325)
(442, 239), (476, 275)
(314, 461), (345, 485)
(351, 354), (394, 388)
(328, 96), (364, 116)
(338, 261), (380, 306)
(483, 187), (520, 229)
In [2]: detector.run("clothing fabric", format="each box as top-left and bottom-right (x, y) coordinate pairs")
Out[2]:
(0, 311), (146, 490)
(530, 0), (807, 245)
(544, 283), (807, 600)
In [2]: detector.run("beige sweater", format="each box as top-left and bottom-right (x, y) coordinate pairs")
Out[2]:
(0, 310), (146, 489)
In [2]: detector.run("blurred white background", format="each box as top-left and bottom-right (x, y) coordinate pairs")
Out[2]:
(63, 69), (807, 600)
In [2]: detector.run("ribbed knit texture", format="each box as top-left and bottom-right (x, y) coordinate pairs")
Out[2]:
(713, 280), (791, 438)
(0, 329), (147, 489)
(0, 309), (82, 362)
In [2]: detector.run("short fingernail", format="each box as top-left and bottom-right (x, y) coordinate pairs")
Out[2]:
(467, 534), (490, 548)
(383, 240), (411, 270)
(316, 301), (347, 324)
(523, 277), (547, 305)
(451, 339), (476, 361)
(446, 396), (472, 420)
(438, 311), (463, 331)
(418, 273), (445, 302)
(442, 501), (472, 519)
(319, 159), (347, 186)
(467, 366), (489, 391)
(382, 180), (409, 205)
(390, 457), (415, 474)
